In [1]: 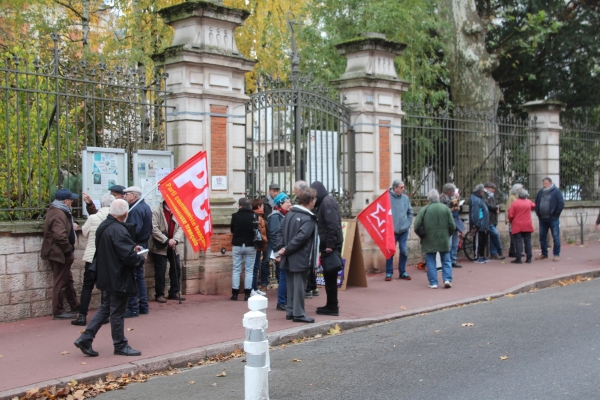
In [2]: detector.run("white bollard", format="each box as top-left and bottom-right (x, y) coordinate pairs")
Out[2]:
(244, 296), (269, 400)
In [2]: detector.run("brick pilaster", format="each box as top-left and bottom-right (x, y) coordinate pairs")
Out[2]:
(379, 120), (391, 189)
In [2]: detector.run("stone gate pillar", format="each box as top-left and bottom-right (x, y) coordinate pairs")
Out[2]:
(330, 33), (410, 215)
(522, 100), (566, 194)
(156, 0), (255, 294)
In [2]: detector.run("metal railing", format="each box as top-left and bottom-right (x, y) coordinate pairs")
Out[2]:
(560, 113), (600, 201)
(0, 33), (169, 220)
(401, 102), (536, 204)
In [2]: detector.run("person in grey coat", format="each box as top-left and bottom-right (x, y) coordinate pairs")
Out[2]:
(385, 180), (414, 281)
(277, 188), (318, 323)
(469, 184), (490, 264)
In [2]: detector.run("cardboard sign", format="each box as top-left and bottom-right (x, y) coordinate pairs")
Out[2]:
(316, 219), (367, 291)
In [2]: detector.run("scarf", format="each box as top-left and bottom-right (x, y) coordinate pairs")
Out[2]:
(274, 206), (288, 216)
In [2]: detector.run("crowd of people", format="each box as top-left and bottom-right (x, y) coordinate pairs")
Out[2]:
(42, 183), (186, 357)
(230, 180), (343, 324)
(385, 177), (565, 289)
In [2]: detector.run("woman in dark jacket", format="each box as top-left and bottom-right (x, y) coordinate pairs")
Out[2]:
(277, 188), (318, 323)
(230, 198), (257, 301)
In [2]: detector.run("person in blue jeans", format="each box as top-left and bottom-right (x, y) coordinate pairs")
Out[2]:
(483, 182), (505, 260)
(385, 180), (414, 281)
(267, 193), (292, 310)
(123, 186), (152, 318)
(230, 198), (257, 301)
(534, 177), (564, 261)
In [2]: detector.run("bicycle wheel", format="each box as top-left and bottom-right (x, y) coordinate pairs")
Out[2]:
(462, 231), (476, 261)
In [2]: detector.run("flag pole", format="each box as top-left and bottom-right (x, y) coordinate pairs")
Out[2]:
(128, 182), (160, 215)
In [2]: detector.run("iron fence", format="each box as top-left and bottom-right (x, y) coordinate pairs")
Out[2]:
(245, 74), (353, 217)
(560, 114), (600, 201)
(0, 33), (168, 220)
(401, 102), (536, 204)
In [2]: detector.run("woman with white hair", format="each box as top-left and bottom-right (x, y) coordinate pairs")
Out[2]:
(72, 193), (115, 326)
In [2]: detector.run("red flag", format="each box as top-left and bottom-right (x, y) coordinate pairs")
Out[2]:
(356, 191), (396, 259)
(158, 151), (212, 252)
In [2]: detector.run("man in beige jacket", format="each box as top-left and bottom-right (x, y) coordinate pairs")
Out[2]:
(149, 200), (185, 303)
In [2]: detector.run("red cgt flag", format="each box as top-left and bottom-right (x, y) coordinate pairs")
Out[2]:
(356, 191), (396, 259)
(158, 151), (212, 252)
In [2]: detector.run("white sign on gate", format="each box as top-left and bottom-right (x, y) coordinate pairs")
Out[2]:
(307, 130), (339, 191)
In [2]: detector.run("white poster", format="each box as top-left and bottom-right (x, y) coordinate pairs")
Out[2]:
(307, 130), (339, 190)
(156, 168), (171, 195)
(141, 178), (155, 200)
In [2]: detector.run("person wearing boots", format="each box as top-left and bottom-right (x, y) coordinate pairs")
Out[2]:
(150, 200), (185, 303)
(72, 193), (115, 326)
(310, 181), (343, 317)
(230, 198), (256, 301)
(277, 188), (319, 323)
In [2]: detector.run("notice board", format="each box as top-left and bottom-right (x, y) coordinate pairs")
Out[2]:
(133, 150), (174, 209)
(81, 147), (128, 216)
(316, 219), (367, 291)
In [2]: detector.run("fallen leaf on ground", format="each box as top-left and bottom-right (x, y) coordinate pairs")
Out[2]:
(61, 351), (70, 355)
(314, 334), (322, 339)
(399, 306), (407, 310)
(461, 323), (474, 327)
(212, 383), (217, 386)
(79, 330), (85, 334)
(70, 379), (78, 386)
(281, 344), (287, 348)
(434, 330), (440, 332)
(505, 293), (515, 298)
(292, 359), (301, 362)
(500, 356), (508, 360)
(485, 297), (492, 301)
(81, 362), (87, 365)
(0, 355), (2, 358)
(327, 323), (341, 335)
(188, 381), (195, 385)
(187, 362), (193, 367)
(216, 368), (227, 377)
(127, 328), (134, 331)
(25, 388), (39, 397)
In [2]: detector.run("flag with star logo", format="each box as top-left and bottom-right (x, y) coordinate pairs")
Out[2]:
(356, 191), (396, 259)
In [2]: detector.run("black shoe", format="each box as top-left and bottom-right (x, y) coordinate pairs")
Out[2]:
(71, 314), (86, 326)
(139, 308), (149, 315)
(293, 315), (315, 323)
(312, 289), (320, 296)
(74, 339), (98, 357)
(276, 303), (287, 311)
(286, 315), (293, 320)
(168, 295), (186, 301)
(124, 310), (139, 318)
(54, 312), (77, 320)
(511, 259), (523, 264)
(231, 288), (239, 301)
(452, 263), (463, 268)
(114, 345), (142, 356)
(316, 306), (339, 316)
(305, 291), (313, 299)
(243, 289), (252, 301)
(525, 259), (532, 264)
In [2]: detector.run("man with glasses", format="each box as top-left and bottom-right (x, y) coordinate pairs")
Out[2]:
(122, 186), (152, 318)
(385, 180), (414, 281)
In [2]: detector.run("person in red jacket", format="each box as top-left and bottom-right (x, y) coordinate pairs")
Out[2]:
(508, 189), (536, 264)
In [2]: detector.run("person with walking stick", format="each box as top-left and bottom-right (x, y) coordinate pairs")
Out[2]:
(149, 200), (185, 303)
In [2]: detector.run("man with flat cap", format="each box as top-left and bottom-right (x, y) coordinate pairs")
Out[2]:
(81, 185), (126, 215)
(262, 183), (280, 219)
(123, 186), (152, 318)
(41, 188), (80, 320)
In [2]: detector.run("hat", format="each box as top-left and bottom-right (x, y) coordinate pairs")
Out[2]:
(108, 184), (126, 195)
(274, 192), (290, 206)
(123, 186), (143, 196)
(269, 183), (280, 190)
(55, 188), (78, 200)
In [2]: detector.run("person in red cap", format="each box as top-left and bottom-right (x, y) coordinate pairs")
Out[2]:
(41, 188), (80, 320)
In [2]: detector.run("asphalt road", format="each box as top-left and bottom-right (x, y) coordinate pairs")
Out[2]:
(97, 279), (600, 400)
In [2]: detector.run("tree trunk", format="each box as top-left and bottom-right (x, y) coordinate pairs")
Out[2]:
(442, 0), (501, 111)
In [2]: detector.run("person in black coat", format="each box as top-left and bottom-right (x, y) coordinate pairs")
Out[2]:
(230, 198), (257, 301)
(310, 181), (343, 316)
(74, 199), (145, 357)
(277, 188), (318, 323)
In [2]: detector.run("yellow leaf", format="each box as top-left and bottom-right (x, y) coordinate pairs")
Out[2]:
(399, 306), (407, 310)
(485, 297), (492, 301)
(327, 323), (341, 335)
(81, 362), (87, 365)
(292, 359), (301, 362)
(25, 388), (40, 396)
(61, 351), (70, 355)
(189, 381), (195, 385)
(435, 330), (440, 332)
(70, 379), (78, 386)
(461, 323), (474, 327)
(505, 293), (515, 298)
(314, 334), (322, 339)
(79, 330), (85, 334)
(216, 368), (227, 377)
(500, 356), (508, 360)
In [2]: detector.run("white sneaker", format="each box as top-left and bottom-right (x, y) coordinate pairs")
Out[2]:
(444, 281), (452, 288)
(250, 290), (260, 297)
(255, 289), (266, 296)
(428, 284), (438, 289)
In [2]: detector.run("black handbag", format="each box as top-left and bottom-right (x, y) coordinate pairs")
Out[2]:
(252, 213), (264, 249)
(416, 205), (429, 239)
(321, 250), (343, 273)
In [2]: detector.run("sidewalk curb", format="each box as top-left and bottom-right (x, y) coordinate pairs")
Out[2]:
(2, 268), (598, 400)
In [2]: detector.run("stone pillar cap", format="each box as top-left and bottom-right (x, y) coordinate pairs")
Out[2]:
(521, 99), (566, 112)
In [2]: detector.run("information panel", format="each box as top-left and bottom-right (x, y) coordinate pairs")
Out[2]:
(81, 147), (128, 216)
(133, 150), (174, 208)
